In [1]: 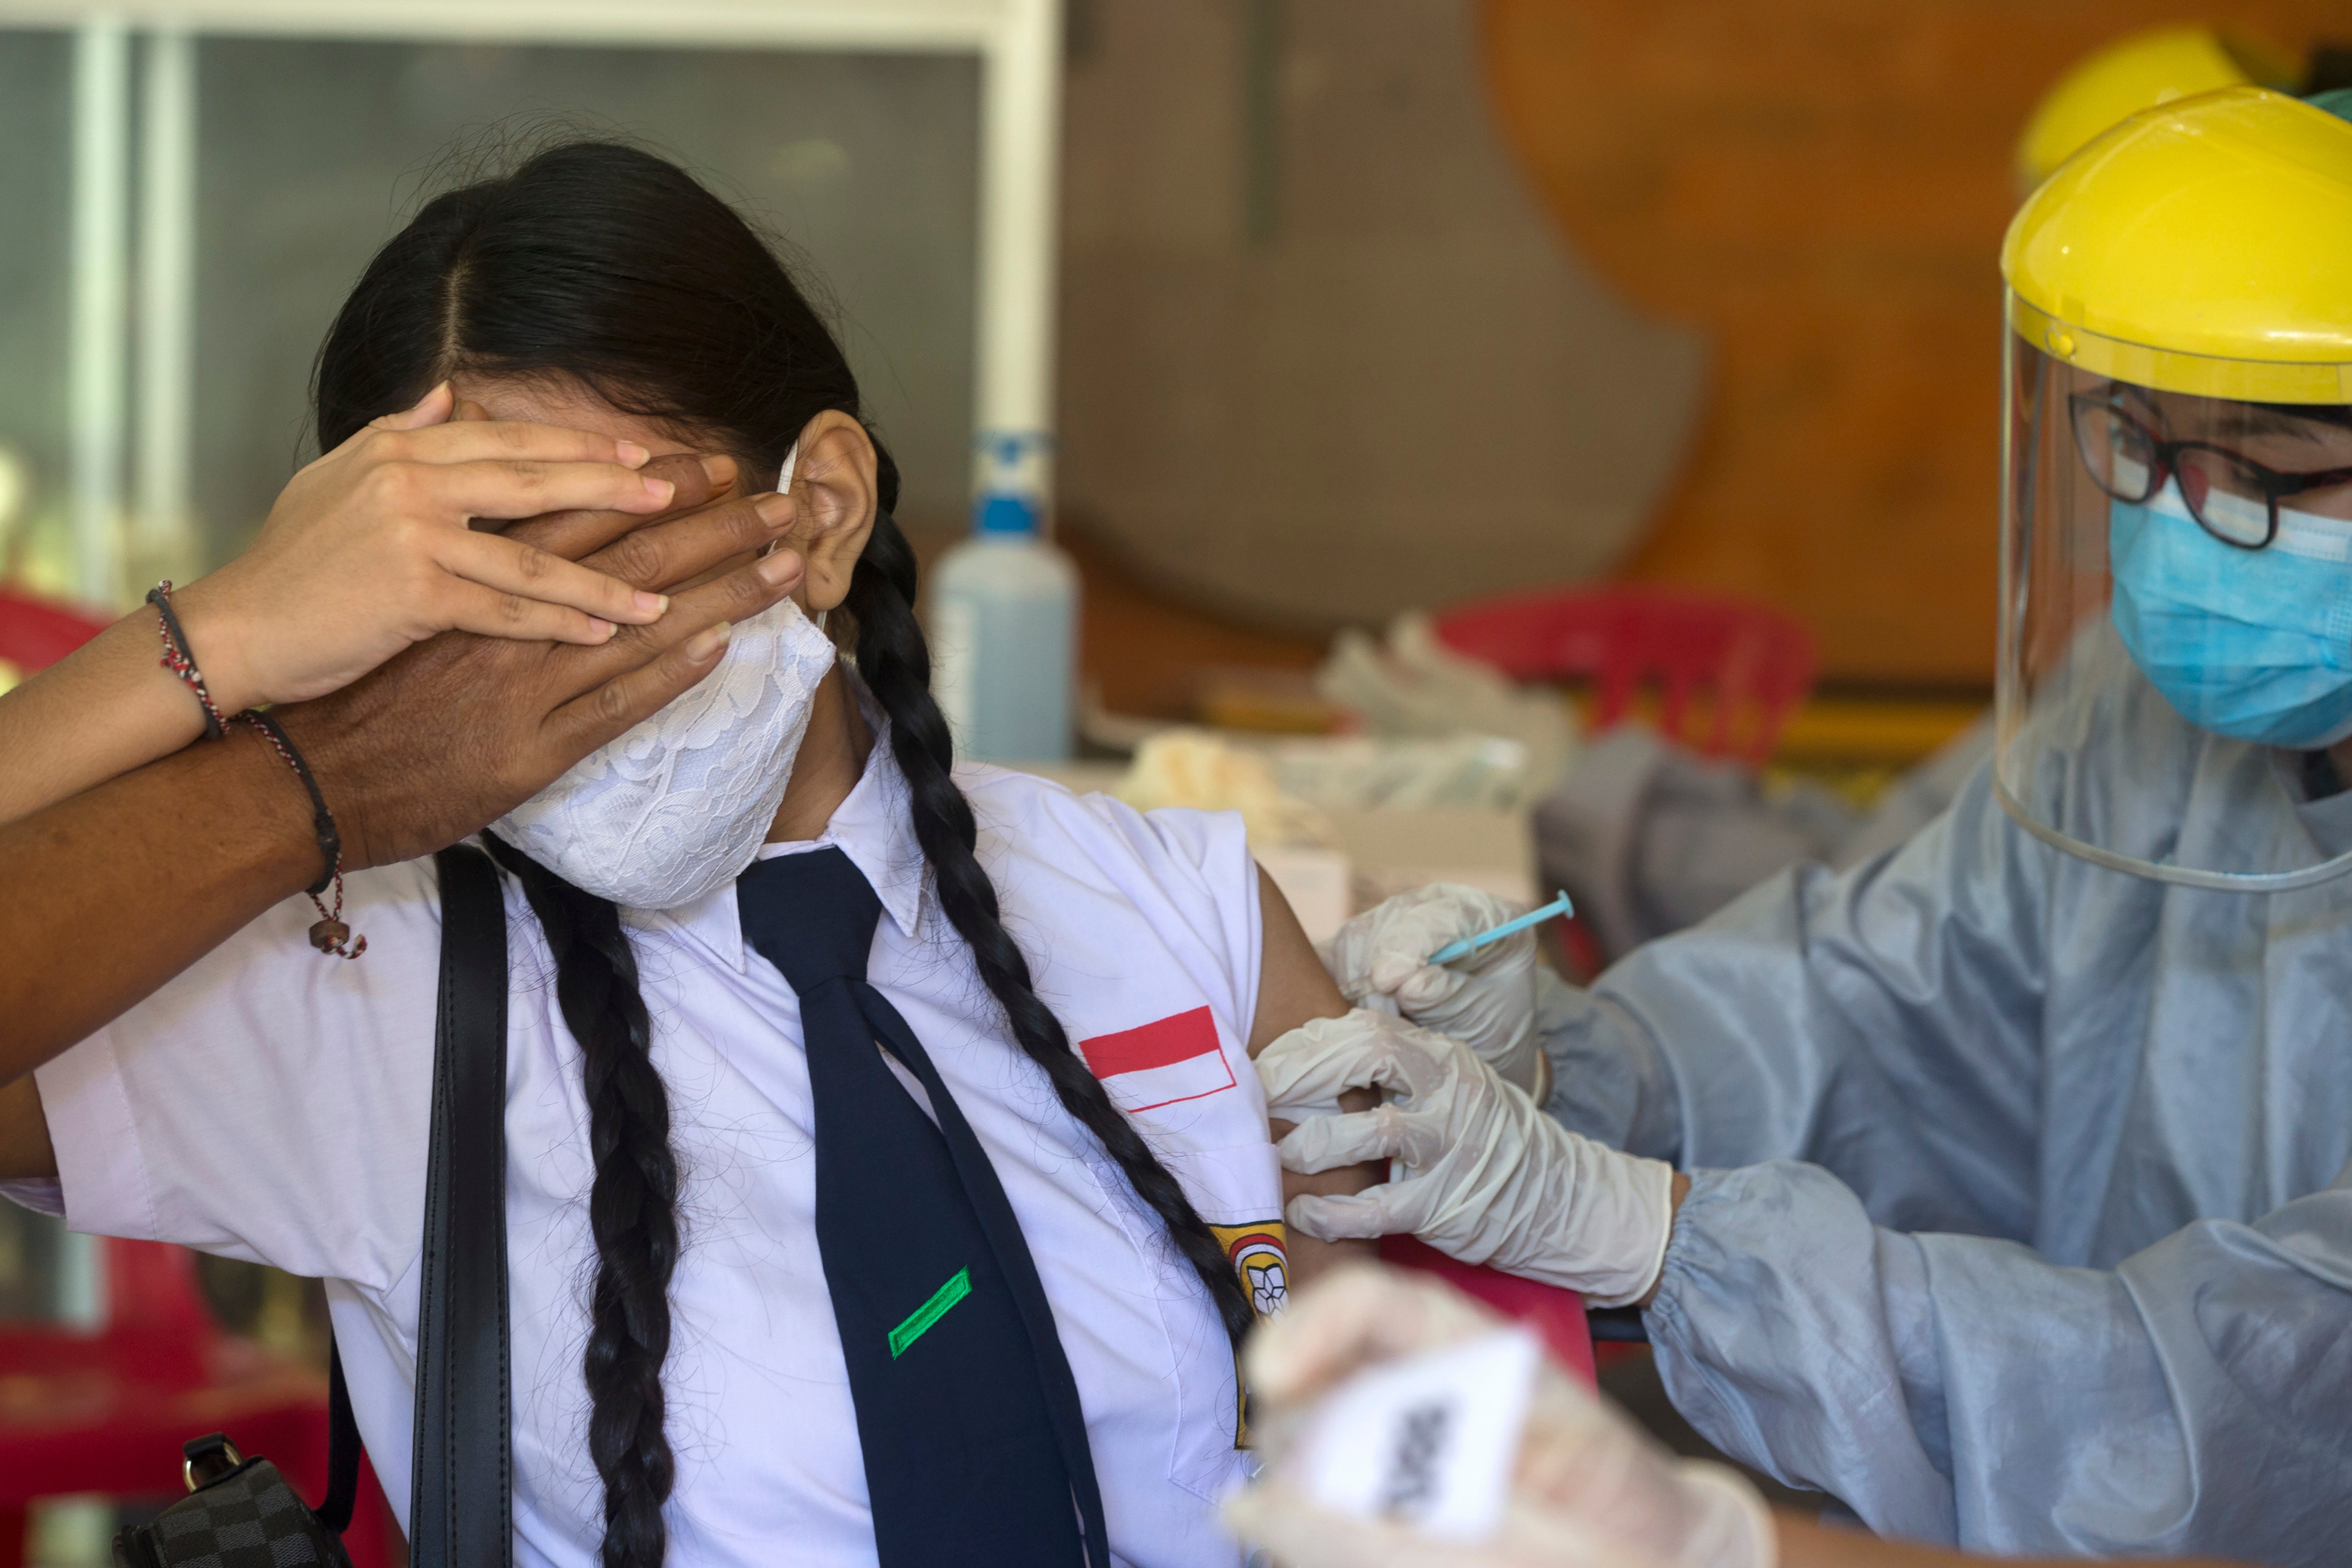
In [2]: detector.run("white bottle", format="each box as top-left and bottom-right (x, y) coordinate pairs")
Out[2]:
(929, 485), (1079, 762)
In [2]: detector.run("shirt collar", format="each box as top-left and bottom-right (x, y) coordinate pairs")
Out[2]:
(626, 687), (927, 973)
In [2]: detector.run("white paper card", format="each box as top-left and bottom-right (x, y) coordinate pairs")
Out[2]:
(1290, 1327), (1539, 1543)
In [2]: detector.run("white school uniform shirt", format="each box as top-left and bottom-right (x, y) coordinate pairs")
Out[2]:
(16, 737), (1285, 1568)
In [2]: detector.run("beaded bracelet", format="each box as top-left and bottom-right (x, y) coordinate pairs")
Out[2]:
(146, 581), (225, 740)
(240, 710), (366, 960)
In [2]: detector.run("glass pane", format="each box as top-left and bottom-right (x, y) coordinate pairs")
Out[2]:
(0, 29), (74, 602)
(0, 24), (76, 1319)
(193, 38), (980, 565)
(0, 1204), (69, 1323)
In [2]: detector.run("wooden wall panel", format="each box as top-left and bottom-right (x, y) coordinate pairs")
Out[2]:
(1484, 0), (2348, 687)
(1056, 0), (1707, 633)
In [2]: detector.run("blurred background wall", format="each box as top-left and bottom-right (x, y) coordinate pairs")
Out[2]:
(1055, 0), (2352, 703)
(1486, 0), (2352, 688)
(1056, 0), (1706, 635)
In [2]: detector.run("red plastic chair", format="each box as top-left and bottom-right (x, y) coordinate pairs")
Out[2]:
(0, 587), (110, 676)
(1434, 588), (1819, 767)
(0, 1239), (394, 1568)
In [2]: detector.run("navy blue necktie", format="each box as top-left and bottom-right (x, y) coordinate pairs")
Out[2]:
(737, 847), (1108, 1568)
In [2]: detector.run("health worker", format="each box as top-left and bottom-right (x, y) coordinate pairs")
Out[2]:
(1260, 85), (2352, 1566)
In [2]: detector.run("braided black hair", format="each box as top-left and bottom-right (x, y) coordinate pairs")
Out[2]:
(480, 833), (679, 1568)
(313, 138), (1253, 1568)
(845, 483), (1259, 1352)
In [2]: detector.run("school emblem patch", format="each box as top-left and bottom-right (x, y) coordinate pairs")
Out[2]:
(1211, 1223), (1290, 1321)
(1210, 1221), (1289, 1448)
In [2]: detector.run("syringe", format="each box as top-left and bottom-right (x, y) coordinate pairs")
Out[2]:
(1426, 891), (1575, 965)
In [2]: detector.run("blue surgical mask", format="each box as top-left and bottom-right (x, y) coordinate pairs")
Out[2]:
(2109, 479), (2352, 749)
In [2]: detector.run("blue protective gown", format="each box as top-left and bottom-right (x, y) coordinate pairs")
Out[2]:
(1537, 648), (2352, 1566)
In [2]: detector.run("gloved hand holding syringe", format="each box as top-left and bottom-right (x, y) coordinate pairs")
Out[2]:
(1270, 885), (1678, 1310)
(1318, 885), (1571, 1100)
(1388, 893), (1573, 1116)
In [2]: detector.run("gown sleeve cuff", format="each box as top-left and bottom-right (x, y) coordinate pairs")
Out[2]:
(1639, 1162), (1961, 1543)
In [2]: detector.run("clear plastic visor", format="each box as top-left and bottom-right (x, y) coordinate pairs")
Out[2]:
(1996, 317), (2352, 890)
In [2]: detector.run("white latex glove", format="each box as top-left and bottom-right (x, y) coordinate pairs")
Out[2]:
(1225, 1265), (1775, 1568)
(1318, 884), (1546, 1098)
(1258, 1010), (1673, 1308)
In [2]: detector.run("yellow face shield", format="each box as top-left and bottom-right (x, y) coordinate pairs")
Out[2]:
(1996, 89), (2352, 890)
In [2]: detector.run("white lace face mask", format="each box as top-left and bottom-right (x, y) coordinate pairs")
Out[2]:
(491, 447), (838, 909)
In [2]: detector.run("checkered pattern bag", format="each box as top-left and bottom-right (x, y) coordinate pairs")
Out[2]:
(112, 1442), (353, 1568)
(114, 845), (514, 1568)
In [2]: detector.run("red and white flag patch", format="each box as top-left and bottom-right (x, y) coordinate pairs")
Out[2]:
(1077, 1006), (1235, 1113)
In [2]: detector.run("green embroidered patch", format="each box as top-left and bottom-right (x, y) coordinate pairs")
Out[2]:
(888, 1267), (972, 1359)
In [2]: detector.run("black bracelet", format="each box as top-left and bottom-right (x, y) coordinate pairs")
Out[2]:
(238, 710), (366, 960)
(240, 710), (337, 895)
(146, 582), (225, 741)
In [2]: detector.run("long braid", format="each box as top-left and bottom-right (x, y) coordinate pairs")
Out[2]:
(481, 834), (680, 1568)
(844, 483), (1258, 1352)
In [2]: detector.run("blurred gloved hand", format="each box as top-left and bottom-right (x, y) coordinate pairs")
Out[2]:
(1318, 884), (1546, 1098)
(1258, 1010), (1674, 1307)
(1225, 1265), (1775, 1568)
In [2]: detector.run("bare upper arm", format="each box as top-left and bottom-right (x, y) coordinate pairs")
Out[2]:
(0, 1076), (58, 1180)
(1249, 862), (1380, 1281)
(1249, 862), (1350, 1054)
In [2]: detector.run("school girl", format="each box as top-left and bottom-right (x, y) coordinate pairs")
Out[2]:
(0, 142), (1361, 1568)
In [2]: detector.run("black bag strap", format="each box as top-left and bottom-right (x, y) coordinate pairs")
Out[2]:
(316, 1336), (361, 1534)
(410, 844), (514, 1568)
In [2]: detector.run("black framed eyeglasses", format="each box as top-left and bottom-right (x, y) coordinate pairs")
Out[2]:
(2067, 392), (2352, 550)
